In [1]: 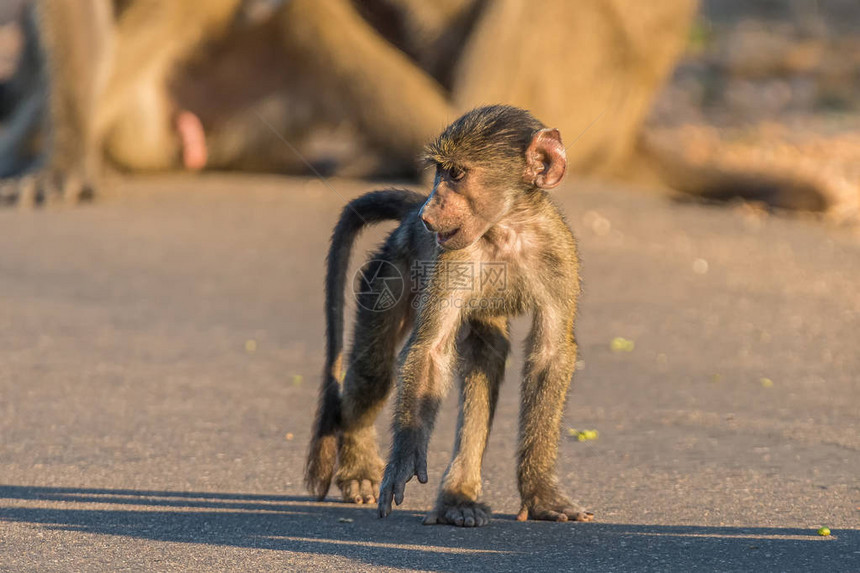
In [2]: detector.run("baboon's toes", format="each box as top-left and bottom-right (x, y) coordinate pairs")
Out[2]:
(360, 479), (377, 503)
(517, 506), (567, 522)
(568, 509), (595, 522)
(341, 479), (378, 504)
(517, 500), (594, 522)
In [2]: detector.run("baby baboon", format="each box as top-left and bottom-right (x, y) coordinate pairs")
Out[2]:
(306, 105), (593, 527)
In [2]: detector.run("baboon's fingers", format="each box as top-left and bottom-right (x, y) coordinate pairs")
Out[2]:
(380, 460), (414, 511)
(393, 475), (406, 506)
(416, 455), (428, 484)
(447, 506), (480, 527)
(446, 506), (465, 526)
(377, 478), (394, 518)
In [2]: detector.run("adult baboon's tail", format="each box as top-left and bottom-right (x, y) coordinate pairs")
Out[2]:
(304, 188), (426, 500)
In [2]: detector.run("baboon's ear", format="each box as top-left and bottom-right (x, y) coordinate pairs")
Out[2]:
(524, 128), (566, 189)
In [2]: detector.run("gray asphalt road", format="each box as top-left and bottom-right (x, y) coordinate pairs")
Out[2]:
(0, 175), (858, 572)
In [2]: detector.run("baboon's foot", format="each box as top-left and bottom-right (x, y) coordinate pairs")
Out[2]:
(335, 453), (384, 504)
(423, 498), (491, 527)
(516, 493), (594, 522)
(0, 170), (94, 208)
(336, 429), (385, 504)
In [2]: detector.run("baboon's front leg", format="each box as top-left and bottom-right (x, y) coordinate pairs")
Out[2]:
(377, 296), (463, 518)
(423, 316), (509, 527)
(516, 309), (594, 522)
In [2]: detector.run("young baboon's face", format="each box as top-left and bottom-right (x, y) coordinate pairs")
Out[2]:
(419, 127), (567, 251)
(420, 106), (568, 251)
(419, 163), (512, 251)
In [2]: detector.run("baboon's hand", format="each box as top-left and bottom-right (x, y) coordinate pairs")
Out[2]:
(377, 432), (428, 518)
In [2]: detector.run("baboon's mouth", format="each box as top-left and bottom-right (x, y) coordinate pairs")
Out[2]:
(436, 228), (460, 245)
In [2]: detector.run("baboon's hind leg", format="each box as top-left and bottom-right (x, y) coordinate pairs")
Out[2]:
(336, 259), (411, 504)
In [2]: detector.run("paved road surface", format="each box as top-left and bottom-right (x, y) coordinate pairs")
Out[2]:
(0, 175), (857, 571)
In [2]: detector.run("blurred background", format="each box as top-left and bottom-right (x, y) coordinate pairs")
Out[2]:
(0, 0), (858, 221)
(649, 0), (860, 224)
(0, 5), (858, 565)
(658, 0), (860, 125)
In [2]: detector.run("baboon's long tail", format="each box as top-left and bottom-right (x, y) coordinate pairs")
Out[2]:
(305, 188), (426, 500)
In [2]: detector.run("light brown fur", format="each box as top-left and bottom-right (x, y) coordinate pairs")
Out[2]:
(0, 0), (696, 204)
(306, 106), (594, 527)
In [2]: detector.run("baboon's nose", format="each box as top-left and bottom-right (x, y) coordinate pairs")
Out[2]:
(421, 214), (437, 233)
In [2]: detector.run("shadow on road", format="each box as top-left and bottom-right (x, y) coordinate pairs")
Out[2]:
(0, 485), (854, 571)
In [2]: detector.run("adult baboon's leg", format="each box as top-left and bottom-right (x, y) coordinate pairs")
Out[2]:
(277, 0), (456, 168)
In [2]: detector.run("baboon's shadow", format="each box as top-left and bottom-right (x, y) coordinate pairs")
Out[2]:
(0, 486), (853, 572)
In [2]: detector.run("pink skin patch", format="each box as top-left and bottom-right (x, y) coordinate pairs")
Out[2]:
(176, 111), (207, 171)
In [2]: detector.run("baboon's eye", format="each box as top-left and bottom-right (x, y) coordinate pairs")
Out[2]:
(449, 166), (466, 182)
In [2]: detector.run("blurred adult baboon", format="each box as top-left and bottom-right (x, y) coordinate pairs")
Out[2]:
(452, 0), (696, 178)
(0, 0), (246, 204)
(0, 0), (696, 203)
(219, 0), (696, 179)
